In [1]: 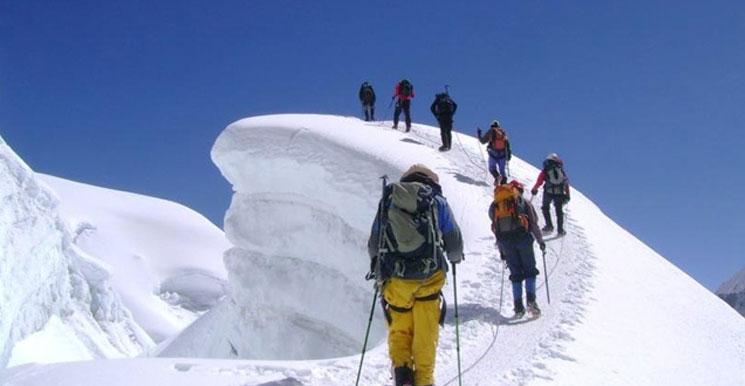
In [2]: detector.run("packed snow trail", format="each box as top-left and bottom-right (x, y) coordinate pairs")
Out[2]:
(3, 115), (744, 386)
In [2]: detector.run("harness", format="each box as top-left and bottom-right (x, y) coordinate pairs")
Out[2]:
(381, 291), (447, 327)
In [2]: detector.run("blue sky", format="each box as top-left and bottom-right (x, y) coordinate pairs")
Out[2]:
(1, 1), (743, 290)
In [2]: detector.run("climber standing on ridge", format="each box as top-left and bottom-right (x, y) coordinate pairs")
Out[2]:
(359, 81), (376, 121)
(490, 180), (546, 318)
(530, 153), (571, 236)
(367, 164), (463, 386)
(430, 92), (458, 151)
(477, 120), (511, 184)
(392, 79), (415, 132)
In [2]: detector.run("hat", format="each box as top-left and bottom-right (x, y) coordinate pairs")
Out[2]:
(401, 164), (439, 184)
(509, 180), (525, 192)
(546, 153), (561, 162)
(490, 120), (501, 128)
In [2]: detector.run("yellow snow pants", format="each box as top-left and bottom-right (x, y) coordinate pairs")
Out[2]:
(383, 269), (445, 386)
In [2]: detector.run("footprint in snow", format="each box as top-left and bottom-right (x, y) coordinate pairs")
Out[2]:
(173, 363), (193, 372)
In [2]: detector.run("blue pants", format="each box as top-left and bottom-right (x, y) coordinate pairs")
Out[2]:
(487, 150), (507, 180)
(498, 233), (540, 284)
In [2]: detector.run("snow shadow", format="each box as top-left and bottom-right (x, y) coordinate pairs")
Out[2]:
(255, 378), (303, 386)
(444, 303), (507, 325)
(452, 172), (490, 187)
(400, 138), (425, 146)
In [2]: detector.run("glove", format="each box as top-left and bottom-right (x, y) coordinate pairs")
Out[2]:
(531, 188), (538, 196)
(365, 256), (378, 280)
(448, 253), (464, 264)
(564, 195), (571, 204)
(539, 242), (546, 252)
(477, 128), (482, 138)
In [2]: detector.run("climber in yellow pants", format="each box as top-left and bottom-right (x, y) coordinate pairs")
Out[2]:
(384, 270), (446, 386)
(368, 164), (464, 386)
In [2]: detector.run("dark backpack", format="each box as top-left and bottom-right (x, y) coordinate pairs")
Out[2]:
(436, 94), (454, 115)
(380, 182), (443, 279)
(361, 85), (374, 104)
(399, 80), (413, 97)
(543, 160), (568, 194)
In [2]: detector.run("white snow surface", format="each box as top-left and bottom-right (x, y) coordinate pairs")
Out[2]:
(0, 134), (230, 372)
(0, 137), (151, 369)
(3, 114), (745, 385)
(38, 174), (231, 343)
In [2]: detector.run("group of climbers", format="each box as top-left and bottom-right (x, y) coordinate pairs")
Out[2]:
(357, 80), (458, 151)
(360, 80), (571, 386)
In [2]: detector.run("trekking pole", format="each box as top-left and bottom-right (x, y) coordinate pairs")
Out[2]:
(541, 249), (551, 304)
(452, 262), (463, 386)
(355, 285), (378, 386)
(355, 175), (389, 386)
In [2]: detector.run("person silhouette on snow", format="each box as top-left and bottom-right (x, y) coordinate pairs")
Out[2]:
(489, 180), (546, 318)
(367, 164), (463, 386)
(477, 120), (512, 184)
(359, 81), (376, 121)
(392, 79), (415, 132)
(530, 153), (571, 236)
(430, 92), (458, 151)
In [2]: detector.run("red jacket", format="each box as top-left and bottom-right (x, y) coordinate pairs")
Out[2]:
(393, 83), (415, 101)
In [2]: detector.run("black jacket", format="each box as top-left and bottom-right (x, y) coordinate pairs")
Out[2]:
(430, 94), (457, 120)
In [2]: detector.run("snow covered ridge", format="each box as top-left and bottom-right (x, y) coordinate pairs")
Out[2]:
(717, 266), (745, 317)
(0, 136), (151, 368)
(206, 114), (745, 384)
(3, 114), (745, 385)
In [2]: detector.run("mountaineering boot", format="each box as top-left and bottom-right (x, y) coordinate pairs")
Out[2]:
(394, 366), (414, 386)
(541, 224), (554, 233)
(558, 228), (567, 236)
(527, 293), (541, 317)
(513, 300), (526, 318)
(438, 145), (448, 151)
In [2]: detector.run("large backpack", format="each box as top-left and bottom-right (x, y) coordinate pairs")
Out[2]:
(543, 160), (568, 195)
(399, 80), (413, 97)
(380, 182), (443, 279)
(492, 184), (529, 238)
(436, 94), (454, 115)
(361, 85), (374, 104)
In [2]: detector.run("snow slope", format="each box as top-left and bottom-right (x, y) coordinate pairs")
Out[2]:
(717, 266), (745, 317)
(38, 175), (231, 343)
(0, 134), (231, 371)
(0, 137), (151, 369)
(4, 114), (745, 385)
